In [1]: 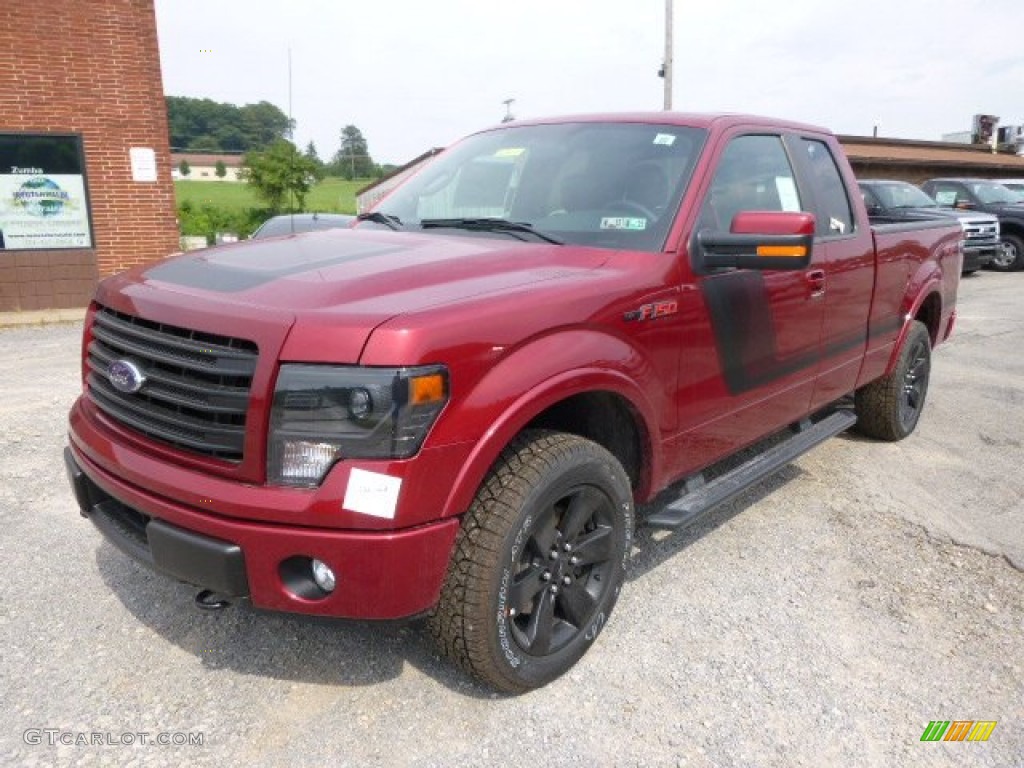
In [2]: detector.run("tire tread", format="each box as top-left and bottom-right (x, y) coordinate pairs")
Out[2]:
(428, 430), (629, 692)
(855, 320), (930, 441)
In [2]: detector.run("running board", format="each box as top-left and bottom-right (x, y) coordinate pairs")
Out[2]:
(645, 410), (857, 530)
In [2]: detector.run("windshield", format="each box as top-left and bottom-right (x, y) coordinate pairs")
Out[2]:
(968, 182), (1020, 205)
(1002, 182), (1024, 201)
(870, 182), (938, 209)
(369, 122), (707, 252)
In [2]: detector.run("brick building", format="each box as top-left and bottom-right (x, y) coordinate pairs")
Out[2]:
(841, 136), (1024, 184)
(0, 0), (178, 312)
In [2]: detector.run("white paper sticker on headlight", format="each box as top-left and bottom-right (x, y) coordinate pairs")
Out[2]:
(342, 468), (402, 519)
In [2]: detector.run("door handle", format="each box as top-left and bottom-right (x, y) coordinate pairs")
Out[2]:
(806, 269), (826, 298)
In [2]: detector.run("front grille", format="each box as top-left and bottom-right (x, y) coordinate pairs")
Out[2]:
(86, 306), (258, 462)
(963, 221), (999, 243)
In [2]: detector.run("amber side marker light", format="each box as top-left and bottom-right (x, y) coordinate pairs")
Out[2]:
(757, 244), (808, 258)
(410, 373), (446, 405)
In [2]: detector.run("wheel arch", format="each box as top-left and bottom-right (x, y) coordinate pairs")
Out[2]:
(1000, 220), (1024, 241)
(439, 350), (662, 520)
(913, 289), (943, 346)
(884, 261), (945, 375)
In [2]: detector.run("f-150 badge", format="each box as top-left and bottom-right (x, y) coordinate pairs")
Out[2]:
(623, 301), (678, 322)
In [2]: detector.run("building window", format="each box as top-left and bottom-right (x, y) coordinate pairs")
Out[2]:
(0, 133), (93, 250)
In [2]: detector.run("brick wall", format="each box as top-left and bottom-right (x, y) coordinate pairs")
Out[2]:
(0, 0), (179, 312)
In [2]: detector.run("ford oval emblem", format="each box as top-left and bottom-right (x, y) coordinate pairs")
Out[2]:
(107, 360), (146, 394)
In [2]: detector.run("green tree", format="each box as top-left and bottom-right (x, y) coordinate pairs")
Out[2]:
(241, 139), (321, 213)
(304, 140), (323, 171)
(239, 101), (294, 149)
(166, 96), (292, 152)
(189, 135), (220, 152)
(331, 125), (374, 179)
(178, 159), (191, 177)
(214, 160), (227, 178)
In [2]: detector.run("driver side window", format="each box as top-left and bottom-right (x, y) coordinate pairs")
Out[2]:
(699, 135), (801, 233)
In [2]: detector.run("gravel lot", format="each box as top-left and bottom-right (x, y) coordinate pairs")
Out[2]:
(1, 273), (1021, 767)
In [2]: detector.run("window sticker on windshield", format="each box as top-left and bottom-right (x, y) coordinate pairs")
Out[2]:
(494, 147), (525, 157)
(934, 190), (957, 206)
(653, 133), (676, 146)
(775, 177), (801, 212)
(600, 217), (647, 231)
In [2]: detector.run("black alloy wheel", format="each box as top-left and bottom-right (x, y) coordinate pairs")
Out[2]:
(430, 431), (634, 693)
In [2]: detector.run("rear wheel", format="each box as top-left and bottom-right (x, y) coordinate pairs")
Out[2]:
(855, 320), (931, 441)
(429, 431), (634, 693)
(990, 234), (1024, 271)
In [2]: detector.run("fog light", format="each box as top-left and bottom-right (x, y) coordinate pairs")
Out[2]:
(311, 559), (336, 593)
(276, 440), (339, 485)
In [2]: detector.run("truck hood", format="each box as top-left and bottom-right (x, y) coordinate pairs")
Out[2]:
(99, 228), (608, 362)
(904, 208), (998, 225)
(985, 203), (1024, 217)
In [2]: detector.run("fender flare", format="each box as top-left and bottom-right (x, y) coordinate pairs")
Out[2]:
(437, 332), (663, 519)
(885, 262), (943, 375)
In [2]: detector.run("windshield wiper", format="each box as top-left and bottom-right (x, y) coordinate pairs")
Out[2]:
(419, 218), (563, 245)
(356, 211), (403, 230)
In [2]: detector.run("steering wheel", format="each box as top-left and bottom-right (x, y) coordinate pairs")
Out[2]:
(605, 199), (656, 221)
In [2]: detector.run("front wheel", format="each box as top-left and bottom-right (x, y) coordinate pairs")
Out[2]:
(990, 234), (1024, 272)
(429, 431), (634, 693)
(854, 320), (931, 441)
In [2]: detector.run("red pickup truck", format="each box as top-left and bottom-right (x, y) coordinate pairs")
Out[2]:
(65, 114), (962, 692)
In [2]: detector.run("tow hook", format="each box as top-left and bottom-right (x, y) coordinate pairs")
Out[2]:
(194, 589), (231, 611)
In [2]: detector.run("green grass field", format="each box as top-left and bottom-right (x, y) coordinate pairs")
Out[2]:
(175, 177), (365, 215)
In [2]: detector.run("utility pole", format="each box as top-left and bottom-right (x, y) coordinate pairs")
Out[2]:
(663, 0), (673, 110)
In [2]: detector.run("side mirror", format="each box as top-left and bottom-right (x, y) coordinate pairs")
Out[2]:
(697, 211), (815, 271)
(865, 203), (883, 216)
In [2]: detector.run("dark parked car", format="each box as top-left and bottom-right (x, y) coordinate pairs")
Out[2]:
(859, 180), (999, 274)
(250, 213), (355, 239)
(920, 178), (1024, 271)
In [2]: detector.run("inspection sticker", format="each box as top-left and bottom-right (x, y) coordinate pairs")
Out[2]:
(653, 133), (676, 146)
(343, 468), (402, 519)
(600, 217), (647, 230)
(494, 147), (525, 157)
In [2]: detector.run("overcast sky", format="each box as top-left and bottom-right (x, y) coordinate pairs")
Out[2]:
(154, 0), (1024, 165)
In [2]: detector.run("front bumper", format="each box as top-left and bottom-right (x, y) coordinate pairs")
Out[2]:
(962, 244), (997, 272)
(65, 445), (459, 619)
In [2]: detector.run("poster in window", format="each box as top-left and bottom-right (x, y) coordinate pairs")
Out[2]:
(0, 133), (93, 250)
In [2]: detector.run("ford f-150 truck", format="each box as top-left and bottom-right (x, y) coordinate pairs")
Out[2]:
(65, 114), (962, 693)
(858, 179), (999, 273)
(920, 177), (1024, 271)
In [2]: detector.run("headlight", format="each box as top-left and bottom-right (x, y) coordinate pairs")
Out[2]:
(267, 364), (448, 487)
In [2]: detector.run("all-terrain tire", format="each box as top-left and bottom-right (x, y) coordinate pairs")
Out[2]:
(854, 320), (931, 441)
(428, 430), (634, 693)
